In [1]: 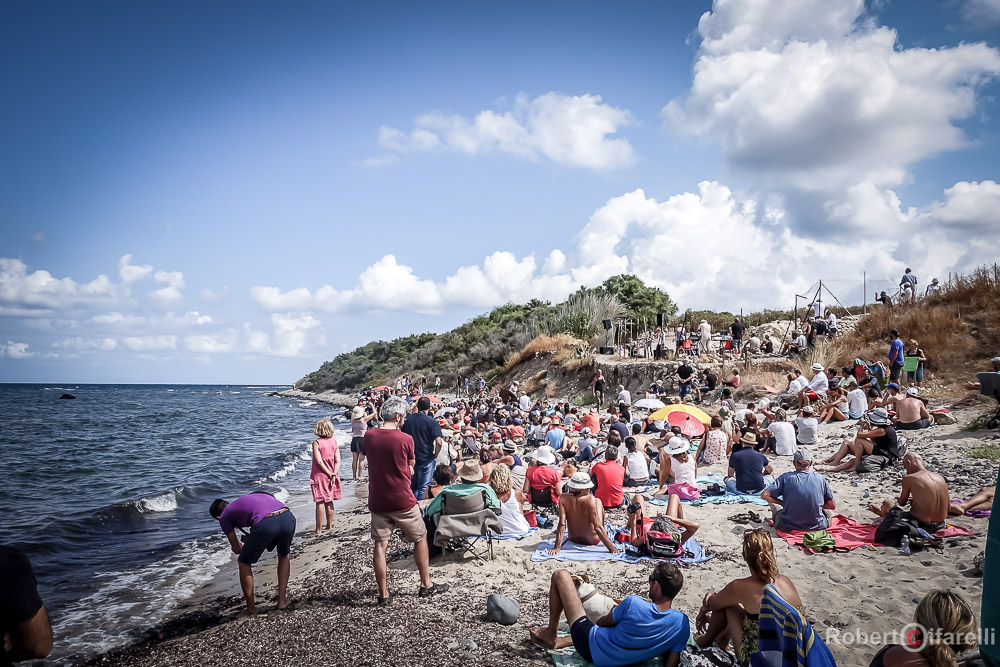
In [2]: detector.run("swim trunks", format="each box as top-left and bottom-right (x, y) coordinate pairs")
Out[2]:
(239, 509), (296, 565)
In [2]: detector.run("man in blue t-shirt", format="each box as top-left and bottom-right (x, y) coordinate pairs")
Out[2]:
(529, 564), (688, 667)
(401, 396), (444, 500)
(762, 448), (836, 531)
(545, 423), (567, 450)
(888, 328), (905, 381)
(725, 433), (774, 494)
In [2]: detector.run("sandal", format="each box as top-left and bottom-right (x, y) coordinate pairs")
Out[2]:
(377, 594), (393, 606)
(728, 512), (753, 524)
(418, 582), (450, 598)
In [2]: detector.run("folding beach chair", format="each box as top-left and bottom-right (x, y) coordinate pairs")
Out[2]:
(433, 490), (502, 563)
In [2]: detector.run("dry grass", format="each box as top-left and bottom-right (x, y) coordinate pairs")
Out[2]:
(563, 355), (595, 373)
(504, 333), (584, 370)
(829, 265), (1000, 390)
(521, 369), (548, 396)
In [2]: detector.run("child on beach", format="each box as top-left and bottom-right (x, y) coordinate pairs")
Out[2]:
(310, 418), (342, 536)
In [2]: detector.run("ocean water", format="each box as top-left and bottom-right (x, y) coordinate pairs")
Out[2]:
(0, 384), (352, 664)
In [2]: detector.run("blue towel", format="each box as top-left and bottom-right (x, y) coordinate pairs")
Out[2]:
(530, 527), (711, 565)
(488, 526), (539, 540)
(751, 584), (837, 667)
(645, 473), (769, 506)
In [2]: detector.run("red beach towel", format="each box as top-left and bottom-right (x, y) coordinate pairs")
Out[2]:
(777, 514), (878, 552)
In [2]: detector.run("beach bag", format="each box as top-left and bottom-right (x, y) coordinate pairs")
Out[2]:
(703, 483), (726, 497)
(645, 516), (684, 558)
(856, 454), (891, 473)
(668, 482), (701, 501)
(932, 409), (958, 425)
(874, 506), (922, 547)
(802, 530), (836, 552)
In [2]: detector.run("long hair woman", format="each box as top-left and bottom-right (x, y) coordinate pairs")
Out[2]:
(870, 590), (977, 666)
(309, 419), (342, 536)
(694, 528), (803, 665)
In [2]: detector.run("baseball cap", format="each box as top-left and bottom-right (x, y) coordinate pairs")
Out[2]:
(793, 448), (813, 463)
(887, 383), (900, 390)
(906, 387), (919, 396)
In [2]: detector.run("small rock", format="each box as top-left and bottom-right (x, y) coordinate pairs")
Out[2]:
(464, 639), (478, 651)
(486, 593), (520, 625)
(913, 595), (923, 604)
(921, 560), (934, 566)
(829, 574), (843, 583)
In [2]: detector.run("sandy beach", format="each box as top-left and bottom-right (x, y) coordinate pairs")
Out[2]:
(85, 401), (996, 667)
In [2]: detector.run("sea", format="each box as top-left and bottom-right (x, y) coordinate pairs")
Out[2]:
(0, 383), (354, 665)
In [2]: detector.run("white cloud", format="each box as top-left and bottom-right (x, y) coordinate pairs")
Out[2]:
(963, 0), (1000, 24)
(123, 335), (178, 352)
(664, 0), (1000, 191)
(53, 337), (117, 351)
(149, 270), (185, 306)
(184, 331), (237, 354)
(200, 286), (230, 302)
(118, 254), (153, 283)
(180, 310), (213, 325)
(372, 92), (636, 171)
(0, 258), (117, 311)
(1, 341), (35, 359)
(91, 311), (146, 326)
(243, 314), (321, 358)
(249, 286), (314, 312)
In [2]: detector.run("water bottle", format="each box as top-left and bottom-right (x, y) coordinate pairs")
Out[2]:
(899, 535), (911, 555)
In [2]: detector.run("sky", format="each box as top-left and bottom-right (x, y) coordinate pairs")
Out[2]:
(1, 0), (999, 384)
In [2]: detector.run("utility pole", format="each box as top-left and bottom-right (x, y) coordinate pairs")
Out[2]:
(863, 271), (867, 314)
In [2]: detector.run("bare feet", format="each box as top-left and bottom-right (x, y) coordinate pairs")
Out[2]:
(276, 602), (290, 611)
(949, 504), (966, 516)
(312, 530), (322, 536)
(236, 609), (256, 620)
(529, 626), (557, 650)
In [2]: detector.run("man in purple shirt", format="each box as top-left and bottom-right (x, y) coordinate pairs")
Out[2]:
(210, 492), (296, 616)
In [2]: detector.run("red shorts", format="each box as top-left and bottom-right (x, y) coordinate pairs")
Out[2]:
(805, 391), (819, 400)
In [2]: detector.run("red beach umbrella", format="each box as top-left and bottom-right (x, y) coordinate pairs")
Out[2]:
(373, 385), (391, 390)
(667, 412), (706, 438)
(418, 395), (442, 403)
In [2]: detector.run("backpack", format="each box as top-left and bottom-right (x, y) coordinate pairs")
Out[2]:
(645, 516), (684, 558)
(931, 409), (957, 425)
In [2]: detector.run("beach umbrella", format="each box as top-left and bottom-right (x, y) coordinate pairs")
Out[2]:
(648, 404), (711, 425)
(634, 398), (665, 410)
(667, 412), (706, 437)
(434, 406), (457, 417)
(373, 385), (390, 390)
(418, 395), (442, 404)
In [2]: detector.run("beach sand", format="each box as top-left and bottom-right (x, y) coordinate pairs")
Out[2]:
(88, 406), (996, 666)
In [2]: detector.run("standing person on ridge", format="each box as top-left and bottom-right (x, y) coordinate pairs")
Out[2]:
(309, 419), (342, 536)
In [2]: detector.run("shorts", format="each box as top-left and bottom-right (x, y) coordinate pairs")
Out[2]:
(370, 505), (427, 543)
(897, 419), (930, 430)
(902, 510), (945, 534)
(804, 391), (819, 401)
(570, 616), (595, 663)
(239, 510), (296, 565)
(351, 437), (365, 453)
(889, 364), (903, 381)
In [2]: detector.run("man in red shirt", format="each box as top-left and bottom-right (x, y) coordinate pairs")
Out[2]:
(362, 396), (449, 605)
(580, 407), (601, 435)
(523, 448), (562, 506)
(590, 445), (626, 508)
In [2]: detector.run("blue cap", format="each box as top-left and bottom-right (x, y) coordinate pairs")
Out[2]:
(887, 382), (900, 390)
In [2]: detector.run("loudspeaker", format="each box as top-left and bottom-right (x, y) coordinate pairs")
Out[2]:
(657, 313), (663, 327)
(599, 346), (614, 355)
(603, 319), (613, 330)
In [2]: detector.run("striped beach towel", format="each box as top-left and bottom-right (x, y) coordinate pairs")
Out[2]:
(750, 584), (837, 667)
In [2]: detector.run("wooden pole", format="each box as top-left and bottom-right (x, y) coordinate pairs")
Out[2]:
(863, 271), (866, 315)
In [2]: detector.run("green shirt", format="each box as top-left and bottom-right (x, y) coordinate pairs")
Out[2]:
(424, 482), (501, 517)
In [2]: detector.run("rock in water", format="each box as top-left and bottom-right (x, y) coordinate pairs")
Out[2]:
(486, 593), (519, 625)
(59, 393), (76, 400)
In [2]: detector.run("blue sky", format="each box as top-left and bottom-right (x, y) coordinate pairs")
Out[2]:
(2, 0), (999, 383)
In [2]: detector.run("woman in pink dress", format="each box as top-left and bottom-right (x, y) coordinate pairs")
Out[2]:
(310, 419), (342, 536)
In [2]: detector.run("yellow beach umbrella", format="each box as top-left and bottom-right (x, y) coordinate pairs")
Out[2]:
(648, 403), (712, 425)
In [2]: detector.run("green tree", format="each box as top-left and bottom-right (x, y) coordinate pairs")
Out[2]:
(600, 274), (677, 324)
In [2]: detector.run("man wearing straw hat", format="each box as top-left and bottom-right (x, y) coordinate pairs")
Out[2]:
(548, 472), (619, 556)
(725, 432), (774, 495)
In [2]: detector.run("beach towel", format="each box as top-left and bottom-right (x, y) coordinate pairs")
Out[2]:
(777, 515), (878, 553)
(546, 631), (664, 667)
(646, 473), (770, 507)
(488, 526), (539, 540)
(531, 528), (711, 565)
(751, 584), (837, 667)
(932, 525), (976, 539)
(952, 499), (992, 518)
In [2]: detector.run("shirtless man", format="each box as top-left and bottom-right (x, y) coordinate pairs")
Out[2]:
(888, 387), (932, 430)
(950, 486), (995, 515)
(868, 453), (950, 531)
(549, 472), (619, 555)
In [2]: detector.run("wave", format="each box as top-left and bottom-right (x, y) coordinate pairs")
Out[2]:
(43, 386), (79, 391)
(297, 400), (317, 407)
(131, 490), (180, 513)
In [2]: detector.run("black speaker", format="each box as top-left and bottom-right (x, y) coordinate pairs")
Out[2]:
(603, 319), (613, 330)
(656, 313), (663, 326)
(599, 346), (614, 355)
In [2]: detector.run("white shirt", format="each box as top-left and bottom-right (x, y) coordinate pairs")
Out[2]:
(807, 372), (829, 393)
(735, 408), (753, 423)
(794, 334), (807, 351)
(789, 377), (806, 393)
(767, 422), (797, 456)
(847, 388), (867, 417)
(827, 313), (837, 327)
(747, 336), (761, 353)
(617, 390), (631, 406)
(519, 395), (531, 411)
(795, 417), (819, 444)
(698, 322), (712, 338)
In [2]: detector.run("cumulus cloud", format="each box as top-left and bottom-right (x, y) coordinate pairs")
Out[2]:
(118, 254), (153, 283)
(0, 258), (117, 311)
(199, 286), (230, 302)
(1, 341), (35, 359)
(184, 331), (237, 354)
(53, 337), (117, 351)
(243, 314), (321, 358)
(664, 0), (1000, 191)
(149, 270), (185, 305)
(372, 92), (636, 171)
(122, 335), (178, 352)
(249, 286), (314, 312)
